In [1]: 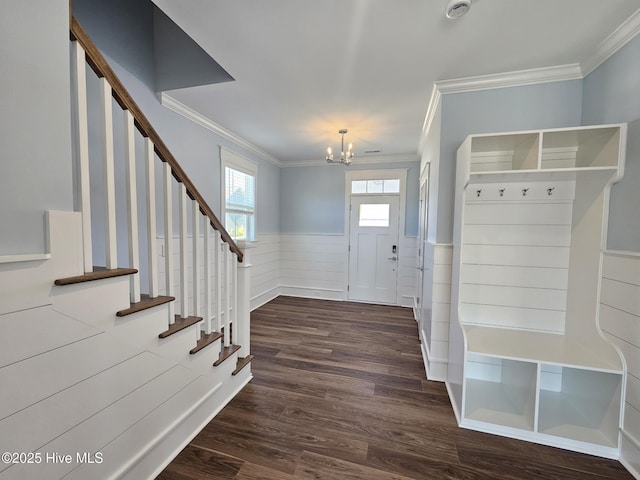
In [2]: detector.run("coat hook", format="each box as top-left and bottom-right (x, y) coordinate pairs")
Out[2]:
(499, 188), (505, 197)
(547, 187), (555, 196)
(522, 188), (529, 196)
(476, 189), (482, 197)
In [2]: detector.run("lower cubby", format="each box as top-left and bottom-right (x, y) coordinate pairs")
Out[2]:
(462, 353), (623, 456)
(464, 354), (537, 431)
(538, 365), (622, 447)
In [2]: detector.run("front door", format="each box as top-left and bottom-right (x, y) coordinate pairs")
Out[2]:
(348, 195), (400, 304)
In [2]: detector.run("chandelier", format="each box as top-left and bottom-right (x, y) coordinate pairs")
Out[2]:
(326, 129), (354, 165)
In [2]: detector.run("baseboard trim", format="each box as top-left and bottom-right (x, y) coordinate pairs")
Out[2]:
(445, 381), (462, 425)
(250, 286), (280, 311)
(280, 285), (344, 301)
(145, 373), (253, 480)
(420, 334), (448, 382)
(112, 379), (223, 480)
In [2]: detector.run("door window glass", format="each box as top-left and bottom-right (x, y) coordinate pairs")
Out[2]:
(359, 204), (390, 227)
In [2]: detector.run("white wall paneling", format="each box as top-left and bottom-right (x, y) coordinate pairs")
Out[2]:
(0, 208), (253, 480)
(277, 233), (416, 306)
(449, 124), (627, 459)
(397, 236), (418, 308)
(279, 234), (347, 301)
(600, 250), (640, 477)
(249, 234), (280, 311)
(419, 242), (452, 382)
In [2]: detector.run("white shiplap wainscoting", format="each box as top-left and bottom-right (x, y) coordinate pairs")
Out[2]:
(279, 234), (347, 301)
(420, 243), (453, 381)
(599, 250), (640, 479)
(279, 234), (417, 306)
(158, 233), (417, 308)
(157, 234), (280, 314)
(249, 234), (280, 311)
(398, 236), (418, 308)
(459, 182), (574, 333)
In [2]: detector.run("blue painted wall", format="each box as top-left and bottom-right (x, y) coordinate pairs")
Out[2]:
(280, 161), (420, 237)
(582, 34), (640, 252)
(436, 80), (583, 243)
(0, 0), (74, 254)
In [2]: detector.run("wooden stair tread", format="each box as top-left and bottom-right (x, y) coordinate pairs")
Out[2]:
(190, 332), (223, 355)
(54, 267), (137, 286)
(116, 294), (175, 317)
(232, 355), (254, 376)
(158, 315), (202, 339)
(213, 344), (241, 367)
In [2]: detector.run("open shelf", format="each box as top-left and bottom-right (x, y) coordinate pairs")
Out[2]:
(464, 355), (536, 431)
(463, 325), (623, 372)
(470, 133), (539, 173)
(538, 366), (622, 447)
(541, 127), (621, 169)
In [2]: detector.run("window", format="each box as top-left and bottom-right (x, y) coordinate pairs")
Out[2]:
(351, 178), (400, 194)
(359, 204), (390, 227)
(221, 148), (257, 241)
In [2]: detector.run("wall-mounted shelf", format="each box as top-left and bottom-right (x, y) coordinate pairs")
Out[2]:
(449, 123), (627, 458)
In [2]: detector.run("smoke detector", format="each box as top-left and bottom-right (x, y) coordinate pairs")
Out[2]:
(446, 0), (471, 19)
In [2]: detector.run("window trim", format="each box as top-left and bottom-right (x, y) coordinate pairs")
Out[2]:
(220, 146), (258, 242)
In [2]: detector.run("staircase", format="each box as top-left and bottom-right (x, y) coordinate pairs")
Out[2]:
(0, 17), (252, 480)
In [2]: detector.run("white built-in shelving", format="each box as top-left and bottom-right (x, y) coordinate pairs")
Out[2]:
(449, 124), (627, 458)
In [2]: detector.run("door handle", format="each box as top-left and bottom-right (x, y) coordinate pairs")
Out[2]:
(388, 256), (397, 261)
(416, 266), (424, 271)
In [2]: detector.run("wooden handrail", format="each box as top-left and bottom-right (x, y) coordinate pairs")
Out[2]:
(70, 16), (243, 262)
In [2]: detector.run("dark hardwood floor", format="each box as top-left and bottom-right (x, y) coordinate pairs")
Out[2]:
(157, 296), (632, 479)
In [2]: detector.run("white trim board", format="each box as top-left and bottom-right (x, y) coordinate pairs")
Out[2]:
(160, 93), (282, 167)
(0, 253), (51, 264)
(581, 7), (640, 76)
(437, 64), (583, 95)
(419, 7), (640, 153)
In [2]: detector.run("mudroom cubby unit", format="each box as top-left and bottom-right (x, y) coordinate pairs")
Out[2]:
(449, 124), (627, 458)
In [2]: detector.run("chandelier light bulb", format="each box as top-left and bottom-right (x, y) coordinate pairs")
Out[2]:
(326, 129), (354, 165)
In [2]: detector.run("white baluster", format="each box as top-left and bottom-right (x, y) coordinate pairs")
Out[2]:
(222, 240), (230, 346)
(204, 223), (212, 334)
(124, 110), (140, 303)
(225, 245), (232, 347)
(192, 200), (201, 322)
(216, 231), (223, 333)
(179, 184), (189, 319)
(145, 139), (158, 298)
(163, 163), (175, 325)
(232, 250), (238, 345)
(71, 41), (93, 273)
(99, 78), (117, 269)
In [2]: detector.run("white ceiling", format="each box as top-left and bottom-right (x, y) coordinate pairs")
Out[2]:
(150, 0), (640, 166)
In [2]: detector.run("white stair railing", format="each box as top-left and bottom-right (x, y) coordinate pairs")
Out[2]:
(69, 17), (249, 366)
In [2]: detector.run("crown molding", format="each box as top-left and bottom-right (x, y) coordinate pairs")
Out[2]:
(418, 84), (442, 153)
(436, 64), (583, 95)
(581, 7), (640, 76)
(418, 64), (583, 154)
(160, 92), (283, 167)
(280, 153), (419, 168)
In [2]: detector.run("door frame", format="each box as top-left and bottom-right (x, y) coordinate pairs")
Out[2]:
(416, 164), (430, 319)
(344, 169), (408, 302)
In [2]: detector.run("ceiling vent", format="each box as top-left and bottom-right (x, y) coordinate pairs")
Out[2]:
(445, 0), (471, 19)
